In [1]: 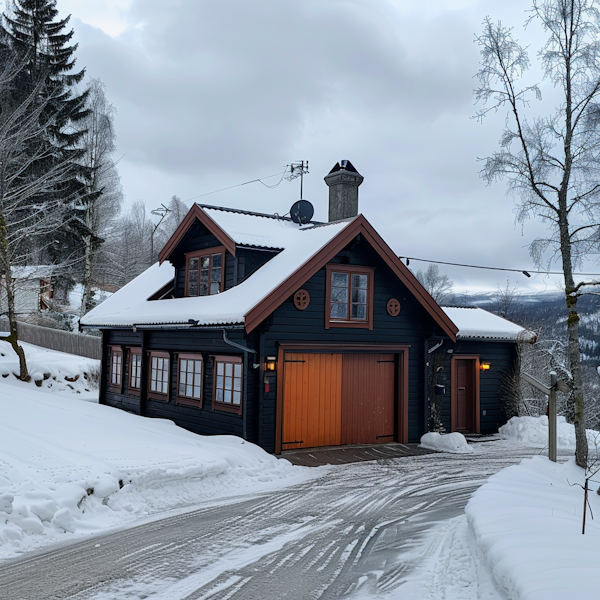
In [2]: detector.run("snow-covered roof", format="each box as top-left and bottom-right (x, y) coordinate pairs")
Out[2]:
(80, 214), (353, 328)
(10, 265), (55, 279)
(201, 206), (321, 249)
(441, 306), (535, 342)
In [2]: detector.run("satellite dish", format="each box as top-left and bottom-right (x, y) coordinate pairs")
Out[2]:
(290, 200), (314, 224)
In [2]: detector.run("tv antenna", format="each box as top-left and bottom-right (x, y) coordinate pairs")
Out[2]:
(285, 160), (309, 199)
(149, 203), (171, 264)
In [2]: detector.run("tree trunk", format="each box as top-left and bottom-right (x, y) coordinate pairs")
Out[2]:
(0, 213), (30, 382)
(559, 208), (588, 468)
(80, 230), (94, 317)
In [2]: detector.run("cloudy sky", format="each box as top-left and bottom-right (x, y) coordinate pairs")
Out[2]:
(47, 0), (589, 293)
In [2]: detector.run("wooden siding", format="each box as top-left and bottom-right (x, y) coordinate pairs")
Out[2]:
(236, 248), (278, 284)
(103, 328), (255, 442)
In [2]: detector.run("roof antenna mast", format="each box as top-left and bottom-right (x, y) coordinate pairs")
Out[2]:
(286, 160), (309, 199)
(286, 161), (314, 225)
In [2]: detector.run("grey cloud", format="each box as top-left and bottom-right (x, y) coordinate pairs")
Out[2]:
(66, 0), (571, 291)
(75, 0), (477, 177)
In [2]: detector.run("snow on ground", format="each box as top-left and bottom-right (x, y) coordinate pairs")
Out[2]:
(357, 515), (504, 600)
(0, 340), (320, 561)
(419, 431), (474, 454)
(500, 414), (600, 452)
(466, 456), (600, 600)
(0, 337), (99, 399)
(386, 417), (600, 600)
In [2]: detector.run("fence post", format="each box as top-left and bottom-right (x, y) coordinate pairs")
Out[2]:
(549, 371), (557, 463)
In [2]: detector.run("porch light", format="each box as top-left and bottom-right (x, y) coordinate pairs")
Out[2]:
(480, 362), (491, 371)
(265, 356), (277, 371)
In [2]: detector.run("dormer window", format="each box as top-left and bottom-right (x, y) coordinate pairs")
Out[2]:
(186, 247), (224, 296)
(325, 264), (374, 330)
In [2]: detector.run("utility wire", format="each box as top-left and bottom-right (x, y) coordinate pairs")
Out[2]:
(184, 170), (288, 203)
(400, 255), (600, 278)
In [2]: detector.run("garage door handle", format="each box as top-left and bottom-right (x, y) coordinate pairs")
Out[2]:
(458, 387), (466, 390)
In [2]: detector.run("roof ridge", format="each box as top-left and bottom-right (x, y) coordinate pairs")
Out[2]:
(305, 216), (356, 229)
(441, 305), (478, 309)
(198, 203), (325, 225)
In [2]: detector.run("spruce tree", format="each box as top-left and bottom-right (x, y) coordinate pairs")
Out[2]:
(2, 0), (90, 296)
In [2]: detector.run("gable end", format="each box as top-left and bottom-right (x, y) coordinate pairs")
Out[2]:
(243, 215), (458, 340)
(158, 204), (237, 264)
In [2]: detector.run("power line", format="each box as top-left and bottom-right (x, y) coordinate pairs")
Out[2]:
(399, 255), (600, 278)
(183, 170), (288, 203)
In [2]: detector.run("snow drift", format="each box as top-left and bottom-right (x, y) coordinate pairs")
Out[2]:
(466, 456), (600, 600)
(0, 341), (317, 560)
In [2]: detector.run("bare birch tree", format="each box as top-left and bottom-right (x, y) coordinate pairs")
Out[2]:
(474, 0), (600, 467)
(78, 78), (122, 317)
(415, 264), (455, 304)
(0, 52), (76, 380)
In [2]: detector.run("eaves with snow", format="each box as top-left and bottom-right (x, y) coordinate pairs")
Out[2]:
(441, 306), (536, 342)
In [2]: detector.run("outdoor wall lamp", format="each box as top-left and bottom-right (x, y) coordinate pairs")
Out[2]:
(265, 356), (277, 371)
(480, 362), (491, 371)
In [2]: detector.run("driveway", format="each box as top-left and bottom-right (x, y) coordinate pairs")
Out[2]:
(0, 440), (540, 599)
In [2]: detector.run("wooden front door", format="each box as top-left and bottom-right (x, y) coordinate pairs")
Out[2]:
(282, 352), (396, 450)
(341, 354), (395, 444)
(454, 358), (476, 431)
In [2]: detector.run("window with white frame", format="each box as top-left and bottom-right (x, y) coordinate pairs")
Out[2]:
(177, 354), (203, 407)
(213, 356), (243, 414)
(325, 264), (374, 330)
(128, 347), (142, 395)
(109, 346), (123, 390)
(186, 248), (224, 297)
(148, 351), (170, 400)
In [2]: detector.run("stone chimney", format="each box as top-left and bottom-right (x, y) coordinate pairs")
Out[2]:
(324, 160), (364, 222)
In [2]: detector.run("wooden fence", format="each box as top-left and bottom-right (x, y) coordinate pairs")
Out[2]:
(0, 317), (102, 360)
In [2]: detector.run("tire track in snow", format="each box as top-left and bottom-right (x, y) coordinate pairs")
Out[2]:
(0, 442), (541, 600)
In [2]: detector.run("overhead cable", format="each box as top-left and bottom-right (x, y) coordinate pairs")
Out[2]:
(184, 169), (288, 203)
(399, 256), (600, 278)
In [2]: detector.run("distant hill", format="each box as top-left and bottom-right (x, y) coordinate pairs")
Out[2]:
(454, 291), (600, 366)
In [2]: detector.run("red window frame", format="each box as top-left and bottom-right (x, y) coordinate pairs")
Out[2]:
(185, 246), (225, 297)
(325, 264), (374, 330)
(109, 346), (123, 392)
(148, 351), (170, 401)
(176, 353), (204, 407)
(127, 347), (142, 396)
(212, 355), (243, 415)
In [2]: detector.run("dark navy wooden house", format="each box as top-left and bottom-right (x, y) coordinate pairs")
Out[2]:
(81, 162), (529, 454)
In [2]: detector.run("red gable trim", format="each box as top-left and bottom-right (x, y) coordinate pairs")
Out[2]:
(244, 215), (458, 340)
(158, 204), (236, 264)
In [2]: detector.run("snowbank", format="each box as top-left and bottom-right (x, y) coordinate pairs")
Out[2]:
(466, 456), (600, 600)
(500, 415), (600, 451)
(0, 342), (318, 560)
(0, 338), (99, 399)
(419, 431), (473, 454)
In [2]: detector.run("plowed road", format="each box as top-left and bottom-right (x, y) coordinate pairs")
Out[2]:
(0, 442), (539, 600)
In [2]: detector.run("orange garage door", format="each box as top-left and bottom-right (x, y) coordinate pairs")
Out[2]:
(282, 353), (395, 450)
